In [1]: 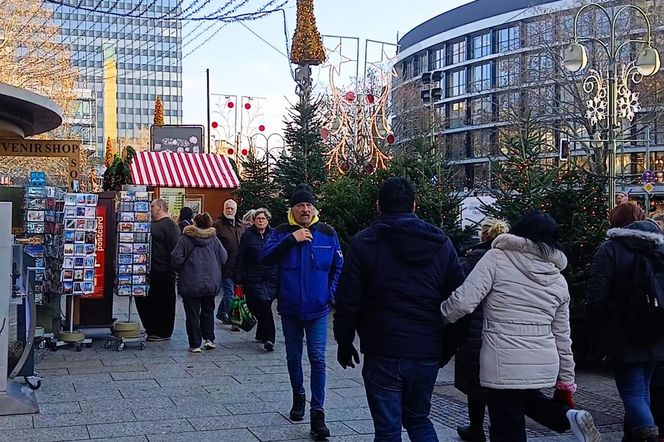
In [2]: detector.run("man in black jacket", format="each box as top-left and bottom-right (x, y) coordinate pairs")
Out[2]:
(333, 177), (465, 442)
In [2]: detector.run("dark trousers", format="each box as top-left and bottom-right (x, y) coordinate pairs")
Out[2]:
(182, 296), (216, 348)
(362, 355), (440, 442)
(135, 271), (176, 338)
(246, 297), (275, 343)
(467, 395), (486, 434)
(487, 389), (570, 442)
(651, 383), (664, 436)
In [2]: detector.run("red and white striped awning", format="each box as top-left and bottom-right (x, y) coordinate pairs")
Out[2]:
(130, 151), (239, 189)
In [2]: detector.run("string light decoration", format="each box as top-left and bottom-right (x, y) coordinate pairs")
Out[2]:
(289, 0), (325, 66)
(153, 96), (164, 126)
(321, 44), (397, 174)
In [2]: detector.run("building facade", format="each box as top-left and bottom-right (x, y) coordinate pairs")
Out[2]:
(394, 0), (664, 192)
(50, 0), (183, 156)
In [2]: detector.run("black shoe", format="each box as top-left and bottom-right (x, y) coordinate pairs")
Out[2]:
(310, 409), (330, 440)
(289, 393), (306, 421)
(216, 314), (231, 325)
(457, 425), (486, 442)
(264, 341), (274, 352)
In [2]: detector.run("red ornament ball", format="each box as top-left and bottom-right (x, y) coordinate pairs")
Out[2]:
(211, 121), (218, 129)
(386, 134), (395, 144)
(227, 148), (234, 155)
(241, 149), (248, 156)
(258, 125), (266, 132)
(227, 102), (234, 108)
(345, 91), (356, 102)
(340, 161), (351, 173)
(366, 94), (375, 104)
(245, 103), (251, 110)
(320, 128), (330, 139)
(363, 163), (375, 174)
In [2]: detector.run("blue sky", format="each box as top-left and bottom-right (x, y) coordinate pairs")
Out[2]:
(181, 0), (472, 140)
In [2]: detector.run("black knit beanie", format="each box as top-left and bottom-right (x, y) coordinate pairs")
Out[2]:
(290, 183), (316, 207)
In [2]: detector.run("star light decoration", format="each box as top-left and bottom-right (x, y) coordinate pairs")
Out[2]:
(320, 44), (398, 174)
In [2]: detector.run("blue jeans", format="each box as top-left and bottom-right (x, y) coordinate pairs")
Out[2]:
(216, 277), (234, 318)
(615, 360), (657, 429)
(362, 355), (440, 442)
(281, 314), (328, 410)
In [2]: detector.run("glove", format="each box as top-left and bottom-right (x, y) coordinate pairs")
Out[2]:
(337, 343), (360, 369)
(553, 381), (577, 409)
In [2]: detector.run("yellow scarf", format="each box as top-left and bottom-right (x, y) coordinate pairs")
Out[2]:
(288, 211), (319, 227)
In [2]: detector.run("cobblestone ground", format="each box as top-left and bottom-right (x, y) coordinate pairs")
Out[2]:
(1, 297), (624, 441)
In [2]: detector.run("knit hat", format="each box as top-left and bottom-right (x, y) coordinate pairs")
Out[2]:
(290, 183), (316, 207)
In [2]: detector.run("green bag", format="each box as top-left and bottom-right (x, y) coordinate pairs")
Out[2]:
(229, 297), (257, 332)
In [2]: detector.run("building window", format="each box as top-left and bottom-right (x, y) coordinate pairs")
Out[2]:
(446, 133), (467, 161)
(472, 33), (491, 58)
(448, 100), (467, 129)
(448, 39), (466, 64)
(447, 69), (466, 97)
(526, 19), (554, 46)
(413, 52), (428, 77)
(526, 52), (553, 82)
(470, 63), (492, 92)
(528, 86), (555, 117)
(401, 60), (413, 79)
(470, 96), (493, 125)
(497, 56), (521, 88)
(497, 91), (520, 120)
(431, 47), (445, 70)
(497, 26), (520, 52)
(471, 130), (493, 157)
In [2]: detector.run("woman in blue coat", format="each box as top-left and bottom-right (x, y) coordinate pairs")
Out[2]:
(235, 208), (278, 351)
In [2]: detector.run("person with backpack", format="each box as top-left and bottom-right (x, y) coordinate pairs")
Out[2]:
(588, 220), (664, 441)
(171, 212), (228, 353)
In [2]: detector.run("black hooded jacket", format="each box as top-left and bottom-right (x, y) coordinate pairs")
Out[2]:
(333, 213), (465, 360)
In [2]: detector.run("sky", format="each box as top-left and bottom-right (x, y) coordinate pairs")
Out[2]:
(181, 0), (472, 143)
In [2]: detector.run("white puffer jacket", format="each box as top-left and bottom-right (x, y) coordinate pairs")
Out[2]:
(440, 234), (574, 390)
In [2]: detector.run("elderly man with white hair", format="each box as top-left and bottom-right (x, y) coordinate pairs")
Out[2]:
(213, 199), (246, 327)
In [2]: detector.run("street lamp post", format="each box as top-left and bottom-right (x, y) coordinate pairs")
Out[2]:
(563, 3), (660, 208)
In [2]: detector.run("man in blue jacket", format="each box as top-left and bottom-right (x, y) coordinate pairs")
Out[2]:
(333, 177), (465, 442)
(262, 183), (343, 440)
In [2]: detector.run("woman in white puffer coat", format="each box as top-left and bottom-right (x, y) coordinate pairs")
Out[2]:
(440, 211), (600, 442)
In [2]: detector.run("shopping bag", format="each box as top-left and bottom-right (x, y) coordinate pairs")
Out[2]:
(229, 297), (257, 332)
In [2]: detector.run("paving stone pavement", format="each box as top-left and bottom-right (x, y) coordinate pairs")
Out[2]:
(2, 296), (625, 441)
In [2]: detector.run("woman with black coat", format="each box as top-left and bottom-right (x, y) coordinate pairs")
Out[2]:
(177, 206), (194, 233)
(235, 208), (278, 352)
(455, 218), (510, 442)
(588, 220), (664, 441)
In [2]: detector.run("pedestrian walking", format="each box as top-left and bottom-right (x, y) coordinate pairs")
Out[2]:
(440, 211), (600, 442)
(177, 206), (194, 233)
(135, 198), (180, 341)
(588, 219), (664, 441)
(235, 208), (278, 352)
(171, 212), (227, 353)
(262, 183), (343, 440)
(610, 202), (645, 228)
(242, 209), (256, 228)
(213, 199), (245, 327)
(333, 177), (465, 442)
(455, 217), (510, 442)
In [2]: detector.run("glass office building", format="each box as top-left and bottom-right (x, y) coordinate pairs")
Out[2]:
(50, 0), (183, 156)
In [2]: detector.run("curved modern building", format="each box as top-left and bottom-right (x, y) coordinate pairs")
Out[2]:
(394, 0), (663, 193)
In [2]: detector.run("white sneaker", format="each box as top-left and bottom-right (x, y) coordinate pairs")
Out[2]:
(566, 409), (601, 442)
(188, 347), (202, 353)
(204, 340), (216, 350)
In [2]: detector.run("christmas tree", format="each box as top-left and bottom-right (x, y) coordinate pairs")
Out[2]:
(102, 146), (136, 191)
(273, 90), (329, 207)
(154, 96), (164, 126)
(104, 137), (114, 168)
(236, 148), (285, 224)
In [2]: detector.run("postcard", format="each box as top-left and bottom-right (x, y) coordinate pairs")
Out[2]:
(27, 211), (44, 222)
(118, 274), (132, 285)
(118, 254), (133, 265)
(74, 231), (85, 243)
(84, 244), (95, 255)
(64, 230), (75, 243)
(81, 282), (94, 293)
(85, 194), (98, 206)
(135, 191), (150, 201)
(119, 232), (134, 243)
(63, 281), (73, 294)
(73, 282), (83, 293)
(76, 207), (86, 217)
(134, 222), (149, 232)
(118, 265), (131, 274)
(119, 222), (133, 232)
(63, 244), (74, 255)
(62, 270), (73, 281)
(132, 274), (146, 284)
(120, 212), (135, 222)
(132, 285), (147, 297)
(74, 244), (85, 255)
(117, 286), (131, 296)
(84, 256), (95, 268)
(85, 220), (96, 231)
(85, 232), (95, 244)
(65, 219), (76, 229)
(74, 257), (85, 268)
(133, 243), (148, 253)
(135, 212), (149, 222)
(64, 194), (76, 206)
(134, 202), (150, 212)
(74, 269), (84, 281)
(134, 233), (148, 243)
(120, 202), (134, 212)
(27, 198), (45, 210)
(132, 264), (147, 274)
(76, 219), (86, 229)
(63, 257), (74, 269)
(119, 244), (132, 254)
(85, 207), (95, 218)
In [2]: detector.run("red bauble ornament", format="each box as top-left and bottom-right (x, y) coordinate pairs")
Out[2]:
(366, 94), (375, 104)
(244, 103), (251, 110)
(258, 125), (265, 132)
(211, 121), (218, 129)
(227, 102), (234, 108)
(363, 163), (375, 174)
(344, 91), (356, 102)
(227, 148), (234, 155)
(241, 149), (248, 156)
(340, 161), (351, 173)
(320, 128), (330, 139)
(386, 134), (395, 144)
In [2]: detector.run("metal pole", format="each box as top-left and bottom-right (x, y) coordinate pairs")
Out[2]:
(206, 69), (211, 154)
(608, 64), (616, 209)
(646, 127), (652, 212)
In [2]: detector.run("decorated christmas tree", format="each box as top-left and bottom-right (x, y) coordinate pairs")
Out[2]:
(236, 148), (285, 224)
(104, 137), (114, 168)
(153, 96), (164, 126)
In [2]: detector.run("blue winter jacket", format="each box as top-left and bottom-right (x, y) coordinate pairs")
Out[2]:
(262, 220), (343, 320)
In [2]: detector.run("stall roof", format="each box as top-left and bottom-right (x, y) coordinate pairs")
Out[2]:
(130, 151), (240, 189)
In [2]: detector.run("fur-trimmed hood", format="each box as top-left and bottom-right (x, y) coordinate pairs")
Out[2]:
(491, 234), (567, 287)
(607, 225), (664, 246)
(183, 225), (218, 247)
